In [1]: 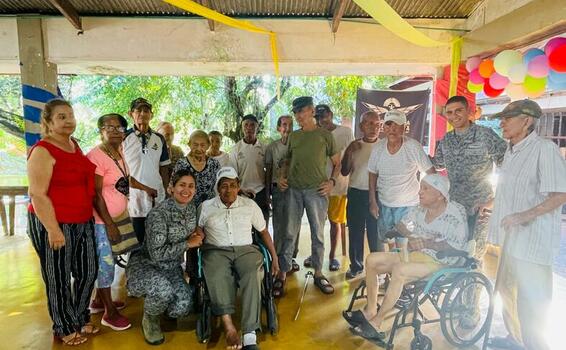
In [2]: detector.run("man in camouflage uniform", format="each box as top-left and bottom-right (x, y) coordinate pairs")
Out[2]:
(431, 95), (507, 327)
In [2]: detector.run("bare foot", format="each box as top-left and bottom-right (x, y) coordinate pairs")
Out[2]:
(225, 328), (242, 350)
(80, 322), (100, 335)
(362, 306), (377, 321)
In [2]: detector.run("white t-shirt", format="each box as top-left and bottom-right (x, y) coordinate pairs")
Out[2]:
(229, 139), (266, 194)
(123, 129), (170, 217)
(367, 136), (432, 207)
(348, 140), (377, 191)
(327, 125), (354, 196)
(199, 196), (266, 247)
(212, 152), (230, 168)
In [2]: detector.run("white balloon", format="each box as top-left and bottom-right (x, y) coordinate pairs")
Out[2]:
(507, 64), (528, 84)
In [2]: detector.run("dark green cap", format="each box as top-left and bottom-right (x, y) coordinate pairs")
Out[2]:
(491, 99), (542, 119)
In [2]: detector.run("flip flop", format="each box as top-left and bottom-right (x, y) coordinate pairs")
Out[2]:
(291, 259), (300, 272)
(342, 310), (367, 327)
(314, 276), (334, 294)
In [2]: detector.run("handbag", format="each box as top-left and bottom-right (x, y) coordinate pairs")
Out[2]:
(110, 209), (140, 255)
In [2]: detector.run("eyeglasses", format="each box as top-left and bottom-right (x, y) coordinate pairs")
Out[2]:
(101, 125), (126, 133)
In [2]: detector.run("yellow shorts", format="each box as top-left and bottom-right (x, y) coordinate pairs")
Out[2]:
(328, 195), (347, 224)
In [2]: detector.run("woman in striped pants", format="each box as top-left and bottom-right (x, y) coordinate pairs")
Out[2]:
(27, 99), (99, 346)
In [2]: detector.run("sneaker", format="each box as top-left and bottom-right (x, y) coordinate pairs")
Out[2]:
(101, 314), (132, 331)
(90, 300), (126, 314)
(345, 268), (363, 279)
(303, 256), (312, 268)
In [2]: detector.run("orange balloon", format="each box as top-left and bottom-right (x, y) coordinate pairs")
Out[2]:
(478, 59), (495, 78)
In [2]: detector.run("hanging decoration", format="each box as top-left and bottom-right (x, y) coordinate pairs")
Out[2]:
(464, 36), (566, 100)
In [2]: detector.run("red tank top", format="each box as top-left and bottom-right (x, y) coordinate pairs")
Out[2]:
(28, 139), (96, 223)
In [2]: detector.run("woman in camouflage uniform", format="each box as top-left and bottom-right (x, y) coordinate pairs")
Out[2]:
(126, 169), (204, 345)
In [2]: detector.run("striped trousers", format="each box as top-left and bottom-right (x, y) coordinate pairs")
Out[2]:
(27, 213), (98, 337)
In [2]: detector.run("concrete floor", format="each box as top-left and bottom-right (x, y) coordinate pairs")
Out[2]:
(0, 215), (564, 350)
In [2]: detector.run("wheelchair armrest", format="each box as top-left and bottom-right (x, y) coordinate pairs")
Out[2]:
(384, 229), (403, 239)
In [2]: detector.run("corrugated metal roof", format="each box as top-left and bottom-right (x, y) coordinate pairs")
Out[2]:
(0, 0), (483, 19)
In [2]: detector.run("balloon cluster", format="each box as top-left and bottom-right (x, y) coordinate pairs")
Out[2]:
(465, 37), (566, 99)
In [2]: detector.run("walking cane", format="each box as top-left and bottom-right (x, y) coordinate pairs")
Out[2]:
(294, 271), (314, 321)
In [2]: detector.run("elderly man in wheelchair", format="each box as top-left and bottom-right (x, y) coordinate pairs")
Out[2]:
(344, 174), (493, 349)
(197, 166), (279, 350)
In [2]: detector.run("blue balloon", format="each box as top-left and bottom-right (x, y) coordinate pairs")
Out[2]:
(522, 48), (545, 64)
(549, 69), (566, 84)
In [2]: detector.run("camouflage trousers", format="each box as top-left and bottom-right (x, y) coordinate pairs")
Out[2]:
(462, 211), (488, 317)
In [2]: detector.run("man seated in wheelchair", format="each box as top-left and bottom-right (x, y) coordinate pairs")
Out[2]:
(344, 174), (468, 342)
(198, 166), (279, 350)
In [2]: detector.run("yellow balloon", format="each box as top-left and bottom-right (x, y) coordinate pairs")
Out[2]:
(523, 75), (547, 93)
(467, 81), (484, 93)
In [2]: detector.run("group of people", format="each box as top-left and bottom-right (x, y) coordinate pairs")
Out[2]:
(26, 92), (566, 350)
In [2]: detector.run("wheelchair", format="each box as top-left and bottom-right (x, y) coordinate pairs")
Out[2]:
(194, 237), (279, 343)
(344, 242), (494, 350)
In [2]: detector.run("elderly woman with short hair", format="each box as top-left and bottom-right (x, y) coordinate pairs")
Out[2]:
(344, 174), (468, 342)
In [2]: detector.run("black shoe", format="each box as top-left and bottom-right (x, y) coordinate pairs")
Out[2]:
(345, 269), (363, 279)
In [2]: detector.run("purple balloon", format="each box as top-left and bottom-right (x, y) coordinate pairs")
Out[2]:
(527, 55), (549, 78)
(522, 48), (545, 64)
(469, 69), (484, 84)
(489, 72), (510, 89)
(466, 56), (482, 73)
(545, 37), (566, 56)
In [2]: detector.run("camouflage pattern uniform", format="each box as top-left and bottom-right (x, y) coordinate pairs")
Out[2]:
(126, 197), (196, 317)
(432, 122), (506, 316)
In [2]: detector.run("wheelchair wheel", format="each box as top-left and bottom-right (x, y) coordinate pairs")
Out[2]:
(440, 272), (493, 347)
(410, 334), (432, 350)
(196, 281), (213, 343)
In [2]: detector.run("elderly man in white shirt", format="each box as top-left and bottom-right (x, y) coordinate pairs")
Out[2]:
(199, 167), (279, 350)
(488, 99), (566, 350)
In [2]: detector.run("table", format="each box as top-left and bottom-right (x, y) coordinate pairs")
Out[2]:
(0, 186), (28, 236)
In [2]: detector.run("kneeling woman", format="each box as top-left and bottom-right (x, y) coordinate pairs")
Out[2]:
(344, 174), (468, 342)
(126, 169), (204, 345)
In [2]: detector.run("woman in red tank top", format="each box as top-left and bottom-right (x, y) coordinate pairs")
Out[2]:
(27, 99), (98, 346)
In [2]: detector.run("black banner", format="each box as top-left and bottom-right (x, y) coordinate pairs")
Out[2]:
(355, 88), (431, 145)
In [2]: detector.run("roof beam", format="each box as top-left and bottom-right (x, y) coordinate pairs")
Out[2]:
(47, 0), (82, 32)
(332, 0), (350, 33)
(201, 0), (215, 32)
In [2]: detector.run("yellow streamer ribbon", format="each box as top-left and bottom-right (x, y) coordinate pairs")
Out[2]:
(164, 0), (281, 95)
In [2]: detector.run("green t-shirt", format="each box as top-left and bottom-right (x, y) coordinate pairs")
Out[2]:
(287, 127), (337, 189)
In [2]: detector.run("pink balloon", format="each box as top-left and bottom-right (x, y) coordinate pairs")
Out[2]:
(544, 37), (566, 56)
(527, 55), (549, 78)
(489, 72), (510, 89)
(469, 69), (484, 84)
(466, 56), (482, 73)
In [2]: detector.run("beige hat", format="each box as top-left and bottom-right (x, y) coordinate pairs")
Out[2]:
(383, 109), (407, 125)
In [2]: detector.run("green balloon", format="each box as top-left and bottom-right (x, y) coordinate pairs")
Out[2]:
(523, 75), (547, 93)
(467, 81), (483, 93)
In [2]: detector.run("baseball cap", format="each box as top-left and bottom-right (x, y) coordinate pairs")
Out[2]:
(383, 109), (407, 125)
(130, 97), (152, 112)
(242, 114), (259, 123)
(315, 104), (332, 117)
(292, 96), (314, 113)
(422, 174), (450, 200)
(215, 166), (239, 192)
(491, 99), (542, 119)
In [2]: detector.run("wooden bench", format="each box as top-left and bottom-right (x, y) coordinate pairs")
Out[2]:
(0, 186), (28, 236)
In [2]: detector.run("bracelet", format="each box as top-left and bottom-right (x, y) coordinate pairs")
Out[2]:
(329, 178), (336, 186)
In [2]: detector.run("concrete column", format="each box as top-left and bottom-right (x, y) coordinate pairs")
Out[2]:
(16, 17), (59, 148)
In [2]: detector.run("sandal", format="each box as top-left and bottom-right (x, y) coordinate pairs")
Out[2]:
(342, 310), (367, 327)
(314, 276), (334, 294)
(329, 259), (341, 271)
(272, 278), (285, 298)
(54, 332), (88, 346)
(291, 259), (300, 272)
(80, 323), (100, 335)
(303, 256), (312, 268)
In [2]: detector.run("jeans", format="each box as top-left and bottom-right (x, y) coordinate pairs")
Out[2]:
(272, 184), (300, 258)
(280, 187), (328, 272)
(347, 188), (383, 273)
(377, 201), (411, 240)
(94, 224), (116, 289)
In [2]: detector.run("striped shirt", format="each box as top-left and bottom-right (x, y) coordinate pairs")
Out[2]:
(488, 132), (566, 265)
